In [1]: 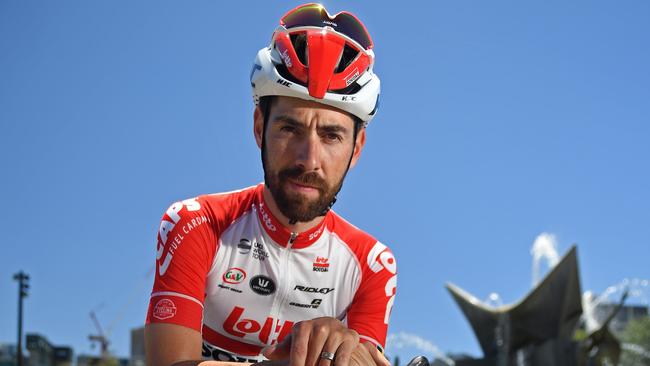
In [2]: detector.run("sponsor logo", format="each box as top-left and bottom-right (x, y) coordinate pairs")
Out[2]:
(289, 299), (322, 309)
(218, 284), (243, 294)
(367, 242), (397, 324)
(223, 306), (294, 344)
(344, 68), (360, 86)
(341, 96), (357, 102)
(308, 226), (324, 241)
(280, 48), (293, 68)
(202, 343), (259, 363)
(156, 198), (206, 276)
(250, 275), (276, 295)
(153, 299), (177, 320)
(223, 268), (246, 284)
(252, 241), (269, 261)
(294, 285), (334, 294)
(237, 239), (252, 254)
(276, 79), (292, 87)
(322, 20), (338, 27)
(258, 203), (277, 232)
(312, 256), (330, 272)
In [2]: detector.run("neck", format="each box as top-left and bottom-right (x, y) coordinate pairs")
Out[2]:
(262, 186), (325, 234)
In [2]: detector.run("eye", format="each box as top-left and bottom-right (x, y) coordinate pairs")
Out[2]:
(324, 133), (343, 143)
(280, 125), (296, 133)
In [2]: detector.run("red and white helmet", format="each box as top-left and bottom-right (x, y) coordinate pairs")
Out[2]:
(250, 3), (380, 125)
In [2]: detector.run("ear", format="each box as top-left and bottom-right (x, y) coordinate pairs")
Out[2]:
(349, 128), (366, 169)
(253, 105), (264, 149)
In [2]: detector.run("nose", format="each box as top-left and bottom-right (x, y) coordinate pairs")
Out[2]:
(294, 132), (321, 172)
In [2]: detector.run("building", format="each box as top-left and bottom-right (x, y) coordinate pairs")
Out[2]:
(25, 334), (73, 366)
(130, 327), (145, 366)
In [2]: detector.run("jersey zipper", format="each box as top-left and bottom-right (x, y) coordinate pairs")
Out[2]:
(268, 232), (297, 345)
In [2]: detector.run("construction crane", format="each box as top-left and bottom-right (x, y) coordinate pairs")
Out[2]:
(88, 311), (110, 360)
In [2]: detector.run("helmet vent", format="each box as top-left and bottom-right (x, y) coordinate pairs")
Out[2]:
(289, 33), (309, 65)
(335, 44), (360, 73)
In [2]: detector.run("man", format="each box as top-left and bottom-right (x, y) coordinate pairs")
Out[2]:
(145, 4), (396, 366)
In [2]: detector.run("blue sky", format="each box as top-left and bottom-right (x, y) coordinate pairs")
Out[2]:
(1, 0), (649, 361)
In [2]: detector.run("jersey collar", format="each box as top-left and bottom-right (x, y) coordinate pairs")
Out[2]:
(255, 184), (330, 249)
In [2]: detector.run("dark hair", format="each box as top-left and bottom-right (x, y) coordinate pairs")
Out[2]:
(258, 96), (364, 136)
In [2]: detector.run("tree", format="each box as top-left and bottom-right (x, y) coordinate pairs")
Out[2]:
(619, 316), (650, 366)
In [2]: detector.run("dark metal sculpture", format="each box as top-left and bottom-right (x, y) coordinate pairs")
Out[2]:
(443, 246), (625, 366)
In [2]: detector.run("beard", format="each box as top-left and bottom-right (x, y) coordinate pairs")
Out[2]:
(264, 163), (343, 223)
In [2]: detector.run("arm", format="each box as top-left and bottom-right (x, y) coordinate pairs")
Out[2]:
(145, 198), (218, 366)
(145, 323), (203, 366)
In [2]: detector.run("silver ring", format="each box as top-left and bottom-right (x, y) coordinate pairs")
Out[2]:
(320, 351), (335, 361)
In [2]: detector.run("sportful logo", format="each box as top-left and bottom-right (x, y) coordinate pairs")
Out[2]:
(367, 242), (397, 324)
(157, 198), (202, 276)
(312, 256), (330, 272)
(222, 268), (246, 284)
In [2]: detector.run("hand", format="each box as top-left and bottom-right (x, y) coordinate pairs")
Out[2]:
(262, 317), (360, 366)
(359, 342), (390, 366)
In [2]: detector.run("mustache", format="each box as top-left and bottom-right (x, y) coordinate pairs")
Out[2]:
(279, 166), (326, 191)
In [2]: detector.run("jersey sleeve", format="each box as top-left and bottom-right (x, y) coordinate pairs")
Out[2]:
(146, 197), (217, 332)
(346, 241), (397, 351)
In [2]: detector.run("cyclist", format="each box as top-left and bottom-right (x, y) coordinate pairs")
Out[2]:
(145, 4), (396, 366)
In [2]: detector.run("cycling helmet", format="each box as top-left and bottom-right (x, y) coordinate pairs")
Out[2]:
(250, 3), (380, 126)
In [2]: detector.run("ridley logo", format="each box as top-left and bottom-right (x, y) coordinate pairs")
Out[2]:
(223, 306), (294, 344)
(223, 268), (246, 284)
(153, 299), (177, 320)
(312, 256), (330, 272)
(294, 285), (334, 294)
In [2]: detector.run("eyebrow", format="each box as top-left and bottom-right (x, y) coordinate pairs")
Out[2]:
(273, 114), (350, 135)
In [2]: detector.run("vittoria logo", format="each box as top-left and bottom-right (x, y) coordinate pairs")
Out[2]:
(237, 239), (252, 254)
(222, 268), (246, 284)
(153, 299), (177, 320)
(250, 275), (276, 295)
(312, 256), (330, 272)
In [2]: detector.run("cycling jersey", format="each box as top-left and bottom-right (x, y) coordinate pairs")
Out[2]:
(146, 184), (397, 362)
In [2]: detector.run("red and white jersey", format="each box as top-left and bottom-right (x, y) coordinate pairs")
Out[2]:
(146, 184), (397, 362)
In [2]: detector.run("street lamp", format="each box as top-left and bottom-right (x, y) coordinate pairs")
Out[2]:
(13, 271), (30, 366)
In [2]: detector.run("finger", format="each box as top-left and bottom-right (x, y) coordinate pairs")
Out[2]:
(264, 334), (292, 360)
(348, 344), (375, 366)
(326, 335), (355, 366)
(289, 321), (312, 366)
(254, 360), (291, 366)
(362, 342), (390, 366)
(305, 322), (334, 366)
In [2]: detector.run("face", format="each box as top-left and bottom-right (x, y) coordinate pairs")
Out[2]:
(254, 96), (366, 222)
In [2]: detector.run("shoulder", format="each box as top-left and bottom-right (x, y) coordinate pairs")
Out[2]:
(327, 211), (396, 273)
(165, 185), (260, 225)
